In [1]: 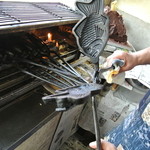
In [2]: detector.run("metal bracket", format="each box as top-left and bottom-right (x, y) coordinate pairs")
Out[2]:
(42, 83), (103, 111)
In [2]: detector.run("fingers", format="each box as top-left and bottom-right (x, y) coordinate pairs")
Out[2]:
(106, 50), (137, 72)
(89, 141), (97, 149)
(89, 139), (117, 150)
(106, 50), (126, 66)
(107, 50), (126, 60)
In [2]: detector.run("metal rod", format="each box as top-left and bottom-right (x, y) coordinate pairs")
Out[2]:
(34, 69), (75, 87)
(52, 72), (77, 86)
(49, 50), (80, 75)
(100, 0), (104, 14)
(54, 71), (84, 85)
(53, 49), (78, 59)
(92, 96), (102, 150)
(25, 59), (85, 85)
(23, 60), (77, 78)
(44, 72), (71, 87)
(92, 60), (102, 150)
(50, 50), (88, 83)
(62, 60), (88, 83)
(21, 70), (67, 89)
(35, 62), (82, 85)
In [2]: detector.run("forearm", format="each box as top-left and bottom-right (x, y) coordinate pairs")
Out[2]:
(134, 47), (150, 65)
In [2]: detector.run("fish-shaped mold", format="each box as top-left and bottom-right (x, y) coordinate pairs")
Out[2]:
(73, 0), (109, 64)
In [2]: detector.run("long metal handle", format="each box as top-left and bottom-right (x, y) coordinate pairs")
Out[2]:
(112, 59), (125, 68)
(92, 96), (102, 150)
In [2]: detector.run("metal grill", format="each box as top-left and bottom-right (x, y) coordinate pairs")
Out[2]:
(0, 31), (86, 107)
(0, 1), (81, 34)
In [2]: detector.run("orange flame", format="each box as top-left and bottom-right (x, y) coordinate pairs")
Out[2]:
(42, 56), (48, 59)
(56, 41), (59, 47)
(47, 33), (52, 42)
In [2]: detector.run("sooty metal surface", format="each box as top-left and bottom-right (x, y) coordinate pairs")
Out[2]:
(43, 83), (103, 111)
(72, 1), (109, 149)
(73, 0), (109, 64)
(0, 63), (44, 108)
(0, 32), (86, 91)
(0, 1), (81, 34)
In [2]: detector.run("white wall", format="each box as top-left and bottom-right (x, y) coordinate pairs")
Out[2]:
(117, 0), (150, 24)
(116, 0), (150, 50)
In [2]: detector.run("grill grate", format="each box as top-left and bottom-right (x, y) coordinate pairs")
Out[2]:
(0, 1), (81, 34)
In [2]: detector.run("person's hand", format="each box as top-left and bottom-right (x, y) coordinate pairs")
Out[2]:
(89, 140), (117, 150)
(106, 50), (138, 72)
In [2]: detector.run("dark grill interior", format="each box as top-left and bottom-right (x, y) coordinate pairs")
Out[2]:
(0, 64), (43, 108)
(0, 2), (84, 111)
(0, 2), (87, 150)
(0, 25), (87, 108)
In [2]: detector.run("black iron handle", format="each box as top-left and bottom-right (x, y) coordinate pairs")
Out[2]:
(111, 59), (125, 68)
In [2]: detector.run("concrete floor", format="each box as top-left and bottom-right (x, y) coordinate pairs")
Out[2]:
(59, 135), (93, 150)
(60, 128), (95, 150)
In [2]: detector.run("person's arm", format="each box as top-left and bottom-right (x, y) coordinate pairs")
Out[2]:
(106, 47), (150, 72)
(89, 140), (117, 150)
(134, 47), (150, 65)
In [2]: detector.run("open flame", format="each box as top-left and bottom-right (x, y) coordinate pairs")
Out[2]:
(56, 41), (59, 47)
(47, 33), (52, 42)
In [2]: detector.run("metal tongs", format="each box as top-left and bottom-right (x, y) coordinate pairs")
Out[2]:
(42, 1), (124, 149)
(73, 0), (109, 149)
